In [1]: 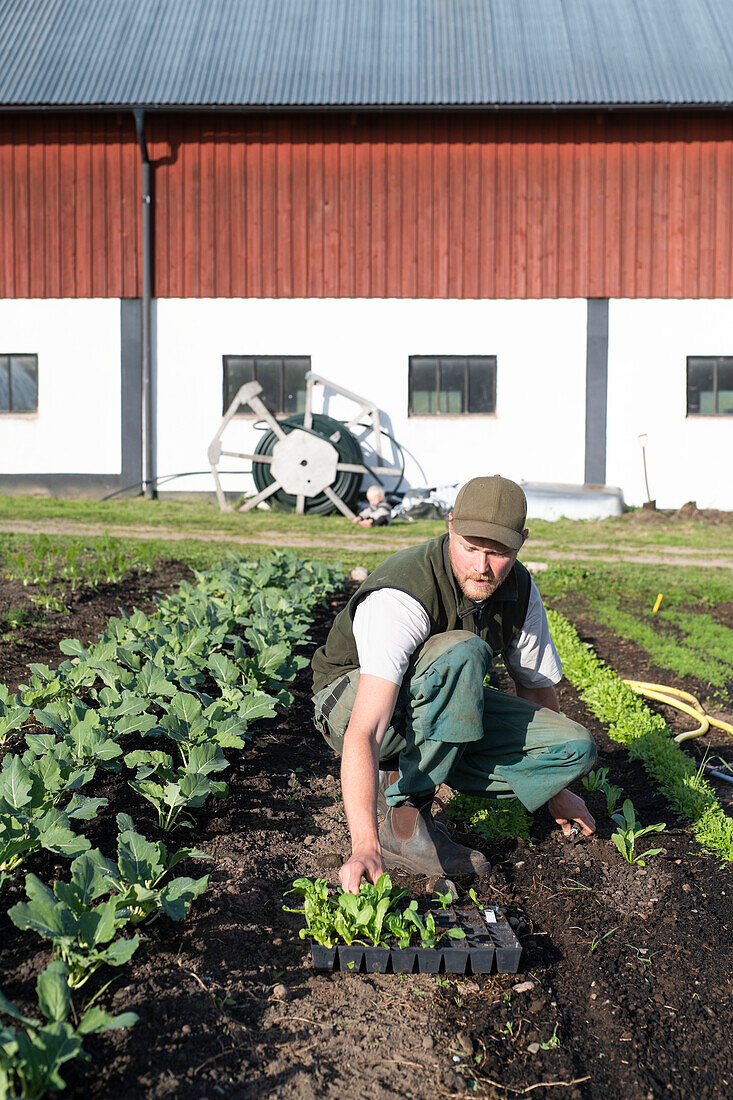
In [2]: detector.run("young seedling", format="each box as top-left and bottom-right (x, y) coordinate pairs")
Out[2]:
(603, 782), (624, 817)
(582, 768), (610, 792)
(589, 925), (619, 952)
(431, 889), (454, 910)
(404, 901), (466, 949)
(0, 960), (137, 1099)
(540, 1024), (560, 1050)
(611, 799), (666, 866)
(283, 876), (337, 948)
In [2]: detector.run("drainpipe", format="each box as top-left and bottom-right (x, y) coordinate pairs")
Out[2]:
(133, 109), (155, 498)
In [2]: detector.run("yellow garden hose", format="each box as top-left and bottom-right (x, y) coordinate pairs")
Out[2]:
(622, 680), (733, 744)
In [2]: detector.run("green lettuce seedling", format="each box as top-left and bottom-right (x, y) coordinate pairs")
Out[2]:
(611, 800), (666, 866)
(603, 782), (624, 817)
(582, 768), (609, 792)
(283, 877), (338, 947)
(404, 902), (466, 949)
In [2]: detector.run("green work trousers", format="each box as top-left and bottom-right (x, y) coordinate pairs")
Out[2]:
(311, 630), (596, 813)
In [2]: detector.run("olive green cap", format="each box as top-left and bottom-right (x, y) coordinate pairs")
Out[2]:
(451, 476), (527, 549)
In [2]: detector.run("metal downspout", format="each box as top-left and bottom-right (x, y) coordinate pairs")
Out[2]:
(133, 109), (155, 498)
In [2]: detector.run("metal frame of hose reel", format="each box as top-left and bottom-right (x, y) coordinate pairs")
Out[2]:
(207, 371), (402, 517)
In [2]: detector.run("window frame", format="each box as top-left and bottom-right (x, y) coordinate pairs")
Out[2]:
(0, 353), (39, 415)
(686, 355), (733, 417)
(408, 355), (497, 417)
(222, 355), (311, 417)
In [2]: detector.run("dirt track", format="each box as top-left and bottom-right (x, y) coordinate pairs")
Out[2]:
(1, 519), (732, 569)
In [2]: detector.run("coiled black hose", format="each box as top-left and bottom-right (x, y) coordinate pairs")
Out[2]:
(252, 413), (363, 514)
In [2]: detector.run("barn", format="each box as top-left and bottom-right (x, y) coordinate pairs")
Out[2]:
(1, 0), (732, 510)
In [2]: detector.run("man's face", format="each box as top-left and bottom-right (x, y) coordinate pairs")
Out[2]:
(447, 515), (526, 601)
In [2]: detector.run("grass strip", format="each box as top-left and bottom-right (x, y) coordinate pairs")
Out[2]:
(548, 609), (733, 863)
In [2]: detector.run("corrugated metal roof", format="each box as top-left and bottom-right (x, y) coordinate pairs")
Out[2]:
(1, 0), (733, 108)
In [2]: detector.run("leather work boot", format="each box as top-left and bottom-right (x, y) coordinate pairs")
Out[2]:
(379, 802), (491, 877)
(376, 768), (399, 823)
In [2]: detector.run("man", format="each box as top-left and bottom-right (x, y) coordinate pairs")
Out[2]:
(352, 484), (392, 527)
(312, 475), (597, 894)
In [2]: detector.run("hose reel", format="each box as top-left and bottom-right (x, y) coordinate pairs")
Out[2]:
(207, 372), (402, 517)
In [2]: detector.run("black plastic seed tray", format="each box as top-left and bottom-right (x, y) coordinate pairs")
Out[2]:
(311, 903), (521, 975)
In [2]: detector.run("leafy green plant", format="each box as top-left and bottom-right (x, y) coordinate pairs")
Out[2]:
(403, 902), (466, 949)
(126, 741), (229, 831)
(603, 782), (624, 817)
(610, 800), (666, 866)
(0, 961), (137, 1099)
(582, 768), (609, 792)
(431, 889), (454, 910)
(8, 862), (140, 989)
(0, 685), (29, 745)
(0, 753), (100, 891)
(447, 793), (533, 841)
(106, 814), (210, 924)
(283, 877), (338, 948)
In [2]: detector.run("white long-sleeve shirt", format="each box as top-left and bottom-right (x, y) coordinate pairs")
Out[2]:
(352, 580), (561, 689)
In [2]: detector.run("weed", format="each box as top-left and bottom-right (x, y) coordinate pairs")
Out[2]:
(589, 926), (619, 952)
(625, 944), (658, 967)
(540, 1024), (560, 1050)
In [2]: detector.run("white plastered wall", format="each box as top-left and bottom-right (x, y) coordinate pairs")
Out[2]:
(607, 299), (733, 509)
(155, 298), (587, 497)
(0, 299), (121, 474)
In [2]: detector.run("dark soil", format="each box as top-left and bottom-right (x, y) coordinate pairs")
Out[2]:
(0, 570), (731, 1100)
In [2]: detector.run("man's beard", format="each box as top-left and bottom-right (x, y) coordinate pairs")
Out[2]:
(456, 572), (500, 601)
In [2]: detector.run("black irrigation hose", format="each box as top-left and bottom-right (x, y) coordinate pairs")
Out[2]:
(100, 471), (247, 502)
(252, 413), (363, 514)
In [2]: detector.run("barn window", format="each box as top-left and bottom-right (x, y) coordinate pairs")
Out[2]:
(687, 357), (733, 416)
(408, 356), (496, 416)
(0, 355), (38, 413)
(223, 357), (310, 416)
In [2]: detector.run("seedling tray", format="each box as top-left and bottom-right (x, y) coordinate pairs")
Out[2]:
(311, 903), (521, 975)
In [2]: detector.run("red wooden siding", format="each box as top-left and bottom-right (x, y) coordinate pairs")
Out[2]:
(0, 114), (140, 298)
(2, 111), (733, 299)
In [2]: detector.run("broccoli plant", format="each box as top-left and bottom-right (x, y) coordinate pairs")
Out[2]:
(7, 848), (141, 990)
(611, 800), (666, 866)
(0, 960), (137, 1099)
(107, 814), (210, 924)
(0, 685), (29, 745)
(126, 741), (229, 831)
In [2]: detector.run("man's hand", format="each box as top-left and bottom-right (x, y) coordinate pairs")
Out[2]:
(548, 788), (596, 837)
(339, 847), (385, 893)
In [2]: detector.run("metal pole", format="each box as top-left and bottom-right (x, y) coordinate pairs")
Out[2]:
(133, 110), (155, 498)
